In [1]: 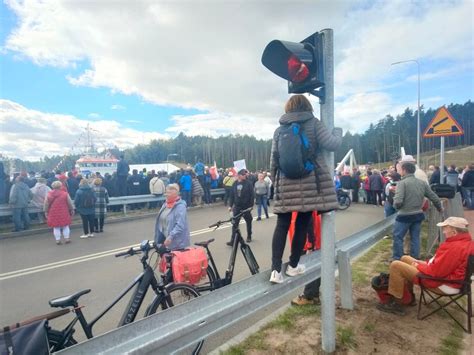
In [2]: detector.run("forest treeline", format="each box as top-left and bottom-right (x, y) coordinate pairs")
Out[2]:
(5, 101), (473, 172)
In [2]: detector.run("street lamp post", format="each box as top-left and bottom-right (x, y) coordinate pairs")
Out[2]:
(391, 59), (421, 166)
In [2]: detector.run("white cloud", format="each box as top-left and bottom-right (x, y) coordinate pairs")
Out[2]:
(0, 99), (168, 161)
(111, 104), (126, 110)
(88, 112), (101, 119)
(2, 0), (473, 148)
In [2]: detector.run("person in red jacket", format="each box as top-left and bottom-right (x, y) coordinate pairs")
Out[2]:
(378, 216), (472, 315)
(44, 181), (75, 245)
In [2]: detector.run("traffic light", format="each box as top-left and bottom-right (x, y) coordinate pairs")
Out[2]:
(261, 32), (324, 96)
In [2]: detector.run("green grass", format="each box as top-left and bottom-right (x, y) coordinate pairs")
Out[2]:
(337, 325), (357, 350)
(438, 322), (464, 355)
(352, 238), (392, 286)
(265, 303), (321, 331)
(363, 322), (375, 333)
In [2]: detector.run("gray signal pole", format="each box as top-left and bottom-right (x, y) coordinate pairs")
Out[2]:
(319, 28), (336, 354)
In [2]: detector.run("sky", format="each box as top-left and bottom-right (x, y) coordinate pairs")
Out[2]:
(0, 0), (473, 161)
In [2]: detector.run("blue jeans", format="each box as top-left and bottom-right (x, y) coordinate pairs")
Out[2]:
(12, 207), (30, 231)
(384, 202), (396, 217)
(181, 190), (191, 207)
(392, 220), (422, 260)
(256, 195), (268, 218)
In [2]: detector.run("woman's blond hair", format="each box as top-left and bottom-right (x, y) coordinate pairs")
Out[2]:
(284, 94), (313, 113)
(79, 179), (89, 186)
(93, 178), (102, 186)
(167, 183), (180, 193)
(51, 181), (62, 189)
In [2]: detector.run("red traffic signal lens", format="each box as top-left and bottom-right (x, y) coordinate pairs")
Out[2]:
(288, 55), (309, 83)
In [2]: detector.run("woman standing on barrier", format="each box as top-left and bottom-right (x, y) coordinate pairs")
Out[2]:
(44, 181), (75, 245)
(269, 94), (342, 284)
(154, 184), (190, 250)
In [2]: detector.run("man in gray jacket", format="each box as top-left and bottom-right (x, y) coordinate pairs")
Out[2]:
(9, 176), (33, 231)
(392, 162), (442, 260)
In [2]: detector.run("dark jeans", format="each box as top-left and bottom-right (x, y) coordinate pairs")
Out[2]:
(271, 211), (312, 272)
(371, 190), (383, 205)
(352, 188), (359, 203)
(224, 187), (232, 206)
(94, 216), (105, 231)
(12, 207), (30, 231)
(230, 208), (252, 241)
(203, 186), (211, 204)
(117, 176), (127, 196)
(181, 190), (191, 207)
(304, 278), (321, 299)
(80, 214), (95, 235)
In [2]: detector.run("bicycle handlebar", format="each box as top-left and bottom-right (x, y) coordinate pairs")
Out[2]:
(114, 241), (170, 258)
(209, 207), (253, 229)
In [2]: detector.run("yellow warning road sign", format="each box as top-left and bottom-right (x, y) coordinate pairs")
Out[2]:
(423, 106), (464, 138)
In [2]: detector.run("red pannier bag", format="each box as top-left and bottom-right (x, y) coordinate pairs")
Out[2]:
(160, 247), (208, 285)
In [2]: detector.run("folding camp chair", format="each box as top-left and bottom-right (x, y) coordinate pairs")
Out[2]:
(416, 254), (474, 333)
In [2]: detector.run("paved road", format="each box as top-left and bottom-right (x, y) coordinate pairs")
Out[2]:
(0, 203), (384, 349)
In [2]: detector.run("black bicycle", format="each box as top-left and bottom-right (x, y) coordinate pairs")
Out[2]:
(190, 207), (260, 293)
(337, 188), (351, 210)
(7, 240), (199, 352)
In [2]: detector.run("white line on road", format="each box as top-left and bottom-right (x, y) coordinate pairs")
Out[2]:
(0, 215), (265, 281)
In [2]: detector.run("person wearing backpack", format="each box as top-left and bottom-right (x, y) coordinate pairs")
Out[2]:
(269, 94), (342, 284)
(74, 179), (97, 239)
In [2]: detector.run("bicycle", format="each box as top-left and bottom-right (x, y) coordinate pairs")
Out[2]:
(5, 240), (199, 352)
(190, 207), (260, 293)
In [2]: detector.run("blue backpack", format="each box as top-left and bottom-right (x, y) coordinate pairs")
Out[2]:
(276, 122), (316, 179)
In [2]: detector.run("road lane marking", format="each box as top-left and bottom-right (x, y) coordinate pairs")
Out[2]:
(0, 215), (272, 281)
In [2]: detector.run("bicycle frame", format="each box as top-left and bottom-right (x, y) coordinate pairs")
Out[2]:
(198, 217), (259, 292)
(60, 258), (161, 339)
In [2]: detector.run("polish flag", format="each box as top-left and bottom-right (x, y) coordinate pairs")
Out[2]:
(210, 161), (219, 180)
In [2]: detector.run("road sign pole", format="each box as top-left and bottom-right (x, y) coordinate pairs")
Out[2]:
(319, 28), (336, 354)
(440, 137), (445, 184)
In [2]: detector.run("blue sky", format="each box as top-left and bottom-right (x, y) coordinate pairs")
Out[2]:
(1, 0), (472, 161)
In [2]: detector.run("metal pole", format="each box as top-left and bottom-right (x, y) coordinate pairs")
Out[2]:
(390, 60), (421, 164)
(319, 28), (336, 354)
(416, 61), (421, 166)
(440, 137), (445, 184)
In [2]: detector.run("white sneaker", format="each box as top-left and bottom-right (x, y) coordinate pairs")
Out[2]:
(80, 234), (89, 239)
(88, 233), (94, 238)
(269, 270), (284, 284)
(286, 264), (306, 277)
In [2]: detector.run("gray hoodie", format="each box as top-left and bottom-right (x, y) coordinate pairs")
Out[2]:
(9, 181), (33, 208)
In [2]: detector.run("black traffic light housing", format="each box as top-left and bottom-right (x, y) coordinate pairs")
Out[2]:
(261, 32), (325, 101)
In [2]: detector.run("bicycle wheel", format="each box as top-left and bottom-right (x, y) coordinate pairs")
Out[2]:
(338, 197), (350, 210)
(195, 266), (217, 294)
(48, 329), (77, 352)
(145, 283), (200, 316)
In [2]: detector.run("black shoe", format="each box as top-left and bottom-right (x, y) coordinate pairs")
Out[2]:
(256, 217), (261, 221)
(98, 229), (104, 233)
(376, 300), (405, 315)
(246, 237), (252, 243)
(265, 214), (269, 219)
(226, 241), (233, 246)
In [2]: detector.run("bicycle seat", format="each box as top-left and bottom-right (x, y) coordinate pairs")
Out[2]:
(194, 238), (215, 247)
(49, 289), (91, 308)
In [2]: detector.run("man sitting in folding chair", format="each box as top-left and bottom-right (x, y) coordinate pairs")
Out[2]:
(377, 217), (472, 319)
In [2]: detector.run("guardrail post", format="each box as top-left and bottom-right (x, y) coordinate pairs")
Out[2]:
(123, 203), (127, 216)
(337, 250), (353, 310)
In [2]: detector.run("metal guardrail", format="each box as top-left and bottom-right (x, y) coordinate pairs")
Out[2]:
(59, 215), (395, 354)
(0, 189), (226, 218)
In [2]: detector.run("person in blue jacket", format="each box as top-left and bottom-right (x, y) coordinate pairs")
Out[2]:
(154, 184), (190, 250)
(179, 170), (192, 207)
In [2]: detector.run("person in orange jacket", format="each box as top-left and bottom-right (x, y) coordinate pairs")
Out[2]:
(288, 211), (322, 305)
